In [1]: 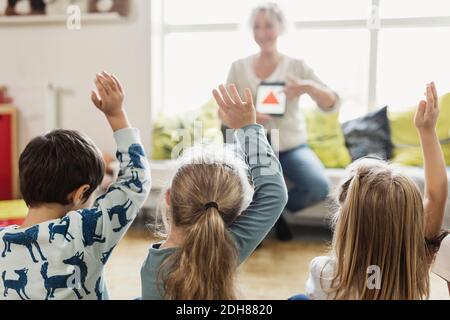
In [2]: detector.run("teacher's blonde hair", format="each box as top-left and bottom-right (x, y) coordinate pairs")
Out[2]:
(249, 2), (288, 34)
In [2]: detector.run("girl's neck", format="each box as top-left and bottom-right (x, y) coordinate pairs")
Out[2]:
(161, 225), (186, 249)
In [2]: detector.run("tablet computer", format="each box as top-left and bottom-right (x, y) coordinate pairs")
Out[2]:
(256, 82), (286, 116)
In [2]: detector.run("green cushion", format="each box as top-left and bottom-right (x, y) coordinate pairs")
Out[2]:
(305, 109), (351, 168)
(388, 93), (450, 166)
(151, 100), (223, 160)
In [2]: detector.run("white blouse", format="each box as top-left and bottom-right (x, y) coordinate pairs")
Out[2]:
(226, 54), (339, 152)
(432, 234), (450, 282)
(305, 255), (336, 300)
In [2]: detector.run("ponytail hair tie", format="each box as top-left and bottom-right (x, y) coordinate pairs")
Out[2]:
(204, 202), (219, 211)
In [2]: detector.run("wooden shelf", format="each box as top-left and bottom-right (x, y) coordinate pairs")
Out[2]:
(0, 12), (122, 26)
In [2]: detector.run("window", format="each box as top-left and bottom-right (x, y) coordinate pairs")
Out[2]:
(380, 0), (450, 18)
(164, 0), (247, 25)
(152, 0), (450, 121)
(288, 0), (371, 21)
(377, 27), (450, 110)
(282, 28), (369, 121)
(163, 31), (255, 116)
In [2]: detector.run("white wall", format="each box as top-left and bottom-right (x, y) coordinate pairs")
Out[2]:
(0, 0), (152, 155)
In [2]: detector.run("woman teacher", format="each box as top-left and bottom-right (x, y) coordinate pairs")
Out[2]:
(223, 2), (340, 240)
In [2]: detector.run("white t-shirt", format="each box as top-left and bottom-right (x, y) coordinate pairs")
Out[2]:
(227, 54), (340, 152)
(305, 256), (336, 300)
(432, 235), (450, 282)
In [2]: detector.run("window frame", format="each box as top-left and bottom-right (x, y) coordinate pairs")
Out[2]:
(151, 0), (450, 117)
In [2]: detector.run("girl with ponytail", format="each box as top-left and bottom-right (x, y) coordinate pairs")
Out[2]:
(140, 84), (288, 300)
(304, 82), (448, 300)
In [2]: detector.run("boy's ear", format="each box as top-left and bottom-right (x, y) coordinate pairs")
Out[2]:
(69, 184), (91, 206)
(165, 189), (171, 207)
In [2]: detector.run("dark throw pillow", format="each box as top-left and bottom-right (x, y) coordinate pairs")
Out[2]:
(342, 106), (393, 161)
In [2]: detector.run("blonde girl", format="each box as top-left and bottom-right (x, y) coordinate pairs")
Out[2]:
(140, 84), (288, 300)
(306, 82), (448, 300)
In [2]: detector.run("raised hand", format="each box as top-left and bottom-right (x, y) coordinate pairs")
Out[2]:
(91, 72), (125, 117)
(414, 82), (439, 132)
(213, 84), (257, 129)
(256, 112), (272, 125)
(91, 72), (129, 131)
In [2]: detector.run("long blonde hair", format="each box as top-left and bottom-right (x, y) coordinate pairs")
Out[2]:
(327, 158), (431, 300)
(157, 146), (253, 300)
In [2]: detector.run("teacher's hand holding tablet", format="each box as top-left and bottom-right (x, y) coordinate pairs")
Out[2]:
(284, 74), (316, 101)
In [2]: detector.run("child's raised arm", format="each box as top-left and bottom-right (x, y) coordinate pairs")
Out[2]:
(414, 82), (448, 239)
(213, 84), (288, 263)
(71, 72), (150, 253)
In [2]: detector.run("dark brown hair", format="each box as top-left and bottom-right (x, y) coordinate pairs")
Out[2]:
(19, 129), (105, 207)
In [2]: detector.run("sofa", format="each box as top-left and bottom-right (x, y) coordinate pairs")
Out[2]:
(147, 93), (450, 229)
(145, 162), (450, 229)
(283, 167), (450, 228)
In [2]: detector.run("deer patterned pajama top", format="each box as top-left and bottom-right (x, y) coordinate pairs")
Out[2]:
(0, 128), (151, 300)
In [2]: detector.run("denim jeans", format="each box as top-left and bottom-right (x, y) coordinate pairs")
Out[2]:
(279, 144), (330, 213)
(288, 294), (310, 300)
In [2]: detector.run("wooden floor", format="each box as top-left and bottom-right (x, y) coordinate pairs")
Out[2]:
(105, 227), (449, 300)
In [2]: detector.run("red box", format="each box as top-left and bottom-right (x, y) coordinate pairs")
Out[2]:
(0, 106), (18, 200)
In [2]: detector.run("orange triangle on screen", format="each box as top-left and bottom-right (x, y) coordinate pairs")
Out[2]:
(263, 91), (280, 105)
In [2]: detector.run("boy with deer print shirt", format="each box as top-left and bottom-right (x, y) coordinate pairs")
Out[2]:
(0, 72), (150, 300)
